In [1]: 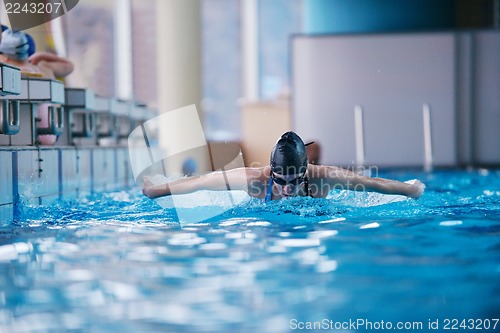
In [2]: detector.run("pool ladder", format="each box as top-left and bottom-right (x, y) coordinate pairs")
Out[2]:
(422, 103), (433, 172)
(353, 104), (434, 171)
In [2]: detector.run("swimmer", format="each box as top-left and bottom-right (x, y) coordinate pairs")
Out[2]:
(142, 131), (425, 201)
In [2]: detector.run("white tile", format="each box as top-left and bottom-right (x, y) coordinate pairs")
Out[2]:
(93, 148), (117, 192)
(40, 150), (58, 196)
(61, 149), (78, 193)
(0, 151), (13, 205)
(17, 150), (37, 199)
(78, 149), (92, 192)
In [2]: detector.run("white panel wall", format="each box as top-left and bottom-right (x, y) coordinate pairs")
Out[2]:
(473, 31), (500, 165)
(292, 32), (457, 167)
(17, 149), (60, 205)
(93, 148), (117, 192)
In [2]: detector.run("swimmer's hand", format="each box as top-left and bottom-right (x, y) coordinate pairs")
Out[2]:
(142, 176), (170, 199)
(143, 176), (154, 187)
(404, 179), (426, 199)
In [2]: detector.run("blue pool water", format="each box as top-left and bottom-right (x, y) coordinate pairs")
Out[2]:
(0, 169), (499, 332)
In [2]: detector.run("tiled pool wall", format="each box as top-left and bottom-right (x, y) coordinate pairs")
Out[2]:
(0, 147), (134, 223)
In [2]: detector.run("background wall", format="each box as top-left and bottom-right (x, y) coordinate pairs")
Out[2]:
(303, 0), (455, 34)
(292, 30), (500, 168)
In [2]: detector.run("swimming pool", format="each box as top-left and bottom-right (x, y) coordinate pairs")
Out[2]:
(0, 169), (499, 332)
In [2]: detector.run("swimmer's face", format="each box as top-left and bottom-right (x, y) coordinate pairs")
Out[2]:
(272, 172), (305, 197)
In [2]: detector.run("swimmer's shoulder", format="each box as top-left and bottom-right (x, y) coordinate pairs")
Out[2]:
(306, 164), (329, 179)
(307, 164), (350, 179)
(244, 165), (270, 182)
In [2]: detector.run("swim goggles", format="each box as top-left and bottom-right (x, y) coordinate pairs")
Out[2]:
(271, 172), (306, 186)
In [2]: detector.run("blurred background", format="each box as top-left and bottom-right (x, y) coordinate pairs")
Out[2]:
(1, 0), (498, 168)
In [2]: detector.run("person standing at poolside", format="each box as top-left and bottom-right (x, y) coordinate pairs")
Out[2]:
(142, 131), (425, 201)
(0, 28), (74, 145)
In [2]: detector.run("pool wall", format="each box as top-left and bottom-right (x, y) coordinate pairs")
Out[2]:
(291, 29), (500, 167)
(0, 70), (150, 225)
(0, 146), (134, 224)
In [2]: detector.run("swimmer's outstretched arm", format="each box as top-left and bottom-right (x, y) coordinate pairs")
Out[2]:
(312, 165), (425, 199)
(142, 176), (189, 199)
(142, 167), (263, 199)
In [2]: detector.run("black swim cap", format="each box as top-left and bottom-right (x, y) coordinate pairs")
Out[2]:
(270, 131), (308, 175)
